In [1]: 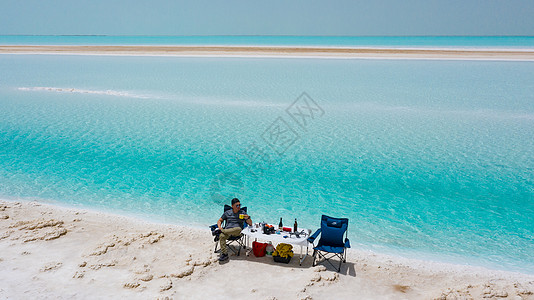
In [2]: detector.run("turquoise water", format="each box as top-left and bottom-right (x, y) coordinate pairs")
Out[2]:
(1, 54), (534, 274)
(1, 35), (534, 48)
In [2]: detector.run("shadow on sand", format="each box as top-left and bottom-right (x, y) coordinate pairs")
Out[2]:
(218, 244), (356, 277)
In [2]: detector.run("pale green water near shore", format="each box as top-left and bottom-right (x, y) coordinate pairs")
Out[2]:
(1, 54), (533, 273)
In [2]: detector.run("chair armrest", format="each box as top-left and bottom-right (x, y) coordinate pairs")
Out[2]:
(209, 224), (220, 235)
(344, 238), (351, 248)
(307, 228), (321, 244)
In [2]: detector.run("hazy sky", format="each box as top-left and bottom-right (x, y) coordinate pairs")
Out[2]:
(1, 0), (533, 36)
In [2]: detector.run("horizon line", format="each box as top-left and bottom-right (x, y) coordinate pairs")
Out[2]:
(1, 34), (534, 38)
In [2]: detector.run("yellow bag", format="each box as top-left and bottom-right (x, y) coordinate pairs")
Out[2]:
(273, 243), (294, 259)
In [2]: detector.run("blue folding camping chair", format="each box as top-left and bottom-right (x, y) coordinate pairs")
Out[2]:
(209, 205), (247, 256)
(307, 215), (350, 272)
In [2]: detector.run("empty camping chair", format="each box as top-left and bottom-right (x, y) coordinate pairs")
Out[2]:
(307, 214), (350, 272)
(209, 205), (248, 256)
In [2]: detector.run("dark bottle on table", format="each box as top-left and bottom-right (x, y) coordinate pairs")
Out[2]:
(279, 217), (283, 231)
(294, 218), (298, 232)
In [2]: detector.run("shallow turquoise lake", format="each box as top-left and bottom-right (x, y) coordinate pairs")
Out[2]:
(1, 54), (533, 273)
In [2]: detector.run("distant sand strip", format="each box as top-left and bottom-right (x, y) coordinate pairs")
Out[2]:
(2, 45), (534, 60)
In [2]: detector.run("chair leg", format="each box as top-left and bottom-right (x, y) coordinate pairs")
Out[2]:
(314, 251), (345, 272)
(238, 239), (246, 256)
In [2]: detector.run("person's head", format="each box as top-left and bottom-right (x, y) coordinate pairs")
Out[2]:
(231, 198), (241, 212)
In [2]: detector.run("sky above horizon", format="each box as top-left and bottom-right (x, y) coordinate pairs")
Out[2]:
(1, 0), (533, 36)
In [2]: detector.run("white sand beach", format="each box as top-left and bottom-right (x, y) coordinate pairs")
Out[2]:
(2, 45), (534, 60)
(1, 199), (533, 299)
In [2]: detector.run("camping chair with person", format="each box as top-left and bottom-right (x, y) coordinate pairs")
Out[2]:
(307, 214), (350, 272)
(209, 204), (248, 256)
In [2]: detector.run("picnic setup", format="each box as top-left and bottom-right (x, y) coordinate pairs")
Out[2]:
(210, 199), (350, 272)
(243, 221), (310, 265)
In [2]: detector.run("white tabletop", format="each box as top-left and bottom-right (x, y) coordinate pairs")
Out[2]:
(242, 226), (310, 247)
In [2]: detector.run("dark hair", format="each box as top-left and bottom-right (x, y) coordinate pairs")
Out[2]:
(231, 198), (240, 206)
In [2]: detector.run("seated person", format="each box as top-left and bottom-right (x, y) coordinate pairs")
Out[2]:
(217, 198), (252, 261)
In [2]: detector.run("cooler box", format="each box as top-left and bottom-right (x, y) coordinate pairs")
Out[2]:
(252, 241), (268, 257)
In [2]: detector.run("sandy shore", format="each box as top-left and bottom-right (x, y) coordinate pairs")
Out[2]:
(1, 199), (533, 299)
(2, 45), (534, 60)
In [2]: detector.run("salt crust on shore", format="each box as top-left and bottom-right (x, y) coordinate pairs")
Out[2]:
(1, 199), (533, 299)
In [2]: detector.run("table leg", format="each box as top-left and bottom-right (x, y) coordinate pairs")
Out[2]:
(299, 243), (309, 266)
(245, 235), (252, 256)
